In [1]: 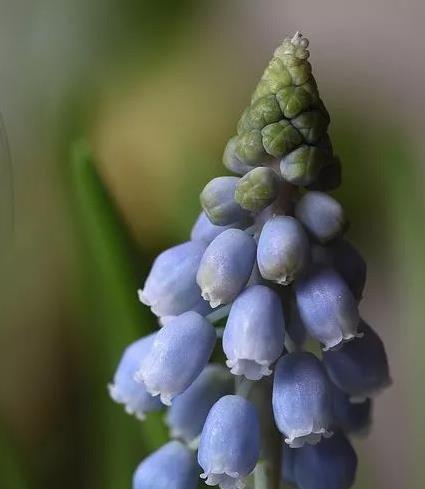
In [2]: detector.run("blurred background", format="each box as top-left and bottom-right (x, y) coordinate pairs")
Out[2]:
(1, 0), (424, 488)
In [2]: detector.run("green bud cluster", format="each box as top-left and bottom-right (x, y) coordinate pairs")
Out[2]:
(225, 32), (341, 190)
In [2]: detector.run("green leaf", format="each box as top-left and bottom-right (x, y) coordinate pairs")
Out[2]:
(70, 141), (168, 489)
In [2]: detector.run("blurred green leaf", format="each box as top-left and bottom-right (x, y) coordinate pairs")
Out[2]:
(70, 141), (167, 489)
(0, 422), (34, 489)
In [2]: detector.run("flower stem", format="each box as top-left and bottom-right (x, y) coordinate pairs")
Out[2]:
(206, 303), (232, 323)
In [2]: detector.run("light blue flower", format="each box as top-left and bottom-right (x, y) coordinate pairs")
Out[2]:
(196, 229), (256, 308)
(200, 176), (251, 225)
(311, 239), (367, 301)
(138, 241), (206, 317)
(223, 285), (285, 380)
(295, 191), (346, 244)
(191, 211), (234, 245)
(293, 432), (357, 489)
(133, 440), (199, 489)
(257, 216), (310, 285)
(294, 267), (360, 350)
(323, 321), (391, 402)
(272, 352), (333, 448)
(135, 311), (216, 405)
(198, 395), (260, 489)
(166, 364), (234, 444)
(108, 334), (163, 420)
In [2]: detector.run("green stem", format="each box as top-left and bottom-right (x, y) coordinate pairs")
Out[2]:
(238, 378), (282, 489)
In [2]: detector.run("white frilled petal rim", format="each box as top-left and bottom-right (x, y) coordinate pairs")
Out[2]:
(133, 370), (173, 406)
(201, 471), (245, 489)
(284, 428), (333, 448)
(107, 383), (146, 421)
(201, 289), (223, 309)
(322, 331), (364, 352)
(137, 288), (163, 316)
(226, 358), (272, 381)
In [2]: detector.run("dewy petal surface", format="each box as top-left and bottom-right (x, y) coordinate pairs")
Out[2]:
(272, 352), (333, 447)
(294, 266), (360, 349)
(133, 440), (199, 489)
(135, 311), (216, 405)
(223, 285), (285, 380)
(198, 395), (260, 489)
(138, 241), (206, 317)
(295, 191), (346, 244)
(257, 215), (310, 285)
(196, 229), (256, 308)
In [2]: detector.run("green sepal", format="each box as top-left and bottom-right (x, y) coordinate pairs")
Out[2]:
(235, 129), (268, 164)
(280, 145), (327, 186)
(288, 62), (312, 86)
(291, 110), (329, 144)
(251, 79), (275, 104)
(276, 86), (313, 119)
(237, 107), (251, 135)
(261, 120), (302, 158)
(261, 57), (292, 92)
(235, 167), (280, 211)
(238, 95), (282, 133)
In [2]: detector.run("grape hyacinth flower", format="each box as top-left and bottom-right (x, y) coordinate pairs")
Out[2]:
(292, 432), (358, 489)
(166, 364), (234, 444)
(108, 32), (390, 489)
(135, 311), (216, 405)
(294, 266), (360, 350)
(108, 334), (163, 419)
(312, 238), (367, 301)
(257, 215), (310, 285)
(201, 176), (251, 226)
(223, 285), (285, 380)
(138, 241), (206, 318)
(198, 395), (260, 489)
(272, 352), (333, 447)
(133, 440), (199, 489)
(323, 321), (391, 401)
(295, 191), (346, 243)
(197, 228), (256, 307)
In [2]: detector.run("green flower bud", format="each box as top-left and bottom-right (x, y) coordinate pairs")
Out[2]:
(234, 167), (280, 212)
(261, 120), (302, 158)
(273, 34), (310, 66)
(288, 62), (312, 86)
(237, 107), (251, 135)
(276, 86), (313, 119)
(280, 145), (327, 186)
(291, 110), (329, 144)
(251, 80), (274, 104)
(235, 130), (268, 165)
(223, 136), (258, 175)
(238, 95), (282, 133)
(261, 57), (292, 92)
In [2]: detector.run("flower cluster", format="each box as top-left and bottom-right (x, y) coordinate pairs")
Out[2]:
(108, 33), (391, 489)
